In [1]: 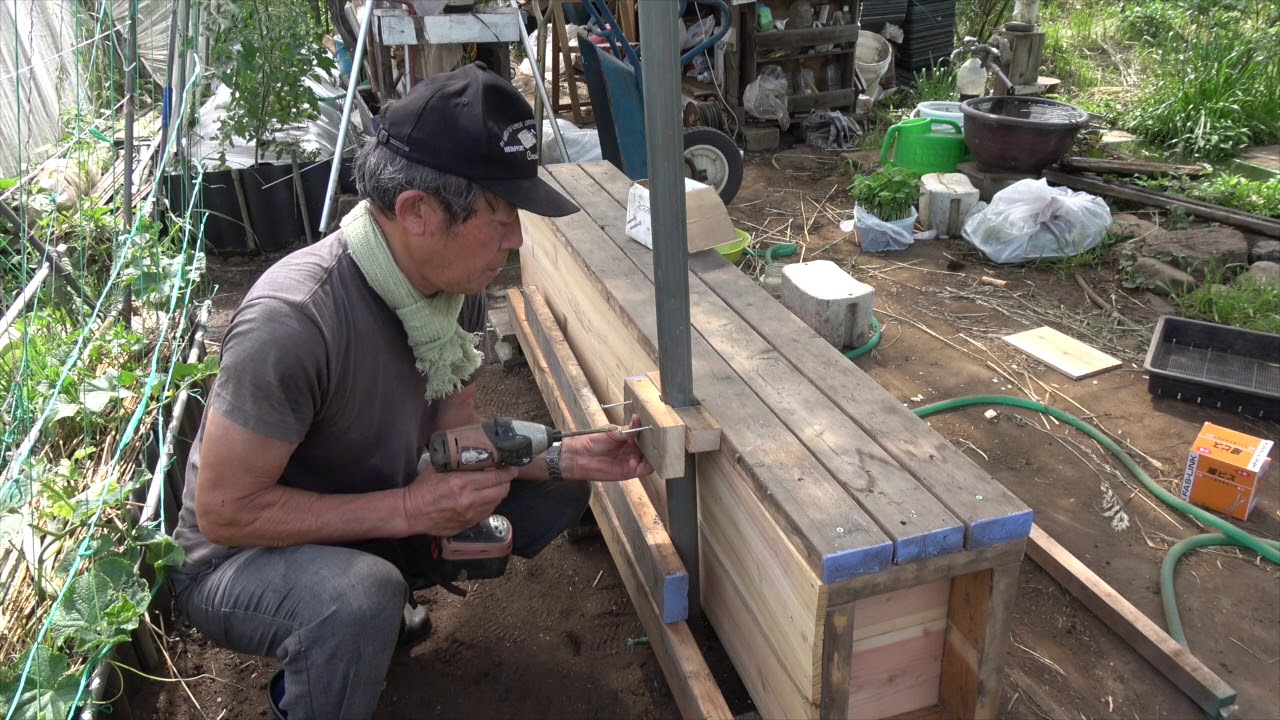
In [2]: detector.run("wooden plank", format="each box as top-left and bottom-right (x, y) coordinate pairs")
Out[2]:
(828, 540), (1025, 607)
(698, 446), (825, 701)
(938, 563), (1020, 720)
(702, 530), (818, 720)
(525, 168), (894, 583)
(838, 580), (950, 719)
(505, 293), (730, 720)
(820, 604), (855, 720)
(510, 288), (689, 623)
(674, 403), (721, 453)
(788, 88), (861, 113)
(622, 375), (686, 479)
(1044, 168), (1280, 238)
(754, 23), (861, 50)
(561, 162), (964, 566)
(1002, 326), (1122, 380)
(578, 160), (1031, 552)
(1061, 156), (1206, 177)
(1026, 525), (1238, 718)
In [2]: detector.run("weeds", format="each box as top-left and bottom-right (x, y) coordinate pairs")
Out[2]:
(1136, 173), (1280, 219)
(1177, 277), (1280, 334)
(1032, 233), (1120, 277)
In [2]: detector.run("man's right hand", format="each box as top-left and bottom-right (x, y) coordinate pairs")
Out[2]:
(401, 465), (517, 537)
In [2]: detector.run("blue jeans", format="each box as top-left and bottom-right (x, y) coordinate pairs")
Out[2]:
(172, 480), (590, 720)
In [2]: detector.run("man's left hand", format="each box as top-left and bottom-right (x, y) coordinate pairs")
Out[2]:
(562, 416), (654, 482)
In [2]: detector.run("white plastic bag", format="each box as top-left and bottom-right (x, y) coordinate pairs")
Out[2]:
(961, 179), (1112, 264)
(683, 15), (716, 50)
(744, 65), (790, 130)
(855, 206), (917, 252)
(541, 119), (602, 164)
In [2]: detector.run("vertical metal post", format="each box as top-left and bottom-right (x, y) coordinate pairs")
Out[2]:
(639, 0), (698, 614)
(318, 1), (376, 236)
(121, 0), (139, 327)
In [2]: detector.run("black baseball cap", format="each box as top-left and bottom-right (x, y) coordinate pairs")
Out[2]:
(374, 62), (578, 218)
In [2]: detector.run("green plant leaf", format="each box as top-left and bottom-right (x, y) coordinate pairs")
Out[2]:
(0, 646), (81, 720)
(49, 557), (150, 652)
(135, 525), (186, 569)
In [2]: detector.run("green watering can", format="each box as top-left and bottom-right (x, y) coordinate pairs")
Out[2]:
(880, 117), (971, 174)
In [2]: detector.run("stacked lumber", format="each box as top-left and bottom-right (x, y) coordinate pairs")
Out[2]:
(517, 161), (1033, 719)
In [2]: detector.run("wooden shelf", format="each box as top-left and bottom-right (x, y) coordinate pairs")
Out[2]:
(754, 23), (861, 50)
(759, 46), (857, 63)
(788, 88), (861, 113)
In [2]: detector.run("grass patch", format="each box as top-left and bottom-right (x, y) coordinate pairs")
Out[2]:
(1135, 173), (1280, 219)
(1177, 278), (1280, 334)
(1031, 233), (1120, 276)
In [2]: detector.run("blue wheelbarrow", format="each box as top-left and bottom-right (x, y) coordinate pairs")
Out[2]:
(576, 0), (743, 203)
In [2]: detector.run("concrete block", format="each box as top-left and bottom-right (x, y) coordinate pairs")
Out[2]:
(742, 125), (780, 153)
(919, 173), (979, 238)
(780, 260), (876, 350)
(956, 161), (1038, 203)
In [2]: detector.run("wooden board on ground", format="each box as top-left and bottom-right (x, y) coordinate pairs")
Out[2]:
(1003, 326), (1122, 380)
(1026, 525), (1238, 718)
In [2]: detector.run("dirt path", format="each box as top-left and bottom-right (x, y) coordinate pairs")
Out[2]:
(134, 154), (1277, 720)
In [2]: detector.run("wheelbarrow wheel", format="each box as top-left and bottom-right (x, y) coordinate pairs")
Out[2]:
(682, 128), (743, 204)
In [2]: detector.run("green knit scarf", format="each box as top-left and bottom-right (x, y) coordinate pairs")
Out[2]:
(342, 200), (483, 400)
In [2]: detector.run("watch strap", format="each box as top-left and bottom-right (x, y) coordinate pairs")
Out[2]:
(545, 443), (565, 482)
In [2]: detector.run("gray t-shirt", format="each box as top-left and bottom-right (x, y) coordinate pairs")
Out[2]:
(173, 232), (486, 572)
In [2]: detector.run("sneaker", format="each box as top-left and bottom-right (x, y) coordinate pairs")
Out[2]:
(268, 670), (287, 720)
(399, 597), (432, 647)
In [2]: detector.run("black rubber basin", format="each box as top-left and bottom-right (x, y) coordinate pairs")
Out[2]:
(960, 96), (1090, 174)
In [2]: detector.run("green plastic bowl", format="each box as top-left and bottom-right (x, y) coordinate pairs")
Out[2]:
(716, 229), (752, 263)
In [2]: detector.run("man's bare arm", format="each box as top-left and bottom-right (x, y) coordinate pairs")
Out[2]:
(196, 407), (514, 547)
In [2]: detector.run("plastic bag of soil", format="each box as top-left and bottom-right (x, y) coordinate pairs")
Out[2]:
(853, 206), (917, 252)
(962, 178), (1111, 264)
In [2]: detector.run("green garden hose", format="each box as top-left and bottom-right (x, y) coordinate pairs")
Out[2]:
(1161, 533), (1279, 647)
(911, 394), (1280, 566)
(844, 317), (882, 359)
(746, 243), (798, 263)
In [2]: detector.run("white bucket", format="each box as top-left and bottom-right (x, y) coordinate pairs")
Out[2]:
(911, 101), (964, 132)
(854, 31), (892, 91)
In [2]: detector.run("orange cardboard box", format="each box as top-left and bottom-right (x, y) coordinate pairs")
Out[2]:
(1180, 423), (1273, 521)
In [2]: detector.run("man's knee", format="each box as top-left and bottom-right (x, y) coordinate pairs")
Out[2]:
(318, 552), (407, 633)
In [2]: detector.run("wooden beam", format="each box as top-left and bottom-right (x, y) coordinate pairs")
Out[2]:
(509, 287), (689, 623)
(1060, 157), (1206, 177)
(506, 288), (731, 720)
(646, 372), (721, 453)
(938, 562), (1020, 720)
(1044, 168), (1280, 238)
(676, 404), (721, 453)
(623, 375), (686, 479)
(1026, 524), (1238, 718)
(753, 24), (860, 50)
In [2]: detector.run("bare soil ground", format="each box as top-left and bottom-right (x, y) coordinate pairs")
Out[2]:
(132, 151), (1278, 720)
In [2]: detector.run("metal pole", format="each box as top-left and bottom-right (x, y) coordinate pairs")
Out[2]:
(508, 0), (570, 162)
(121, 0), (139, 326)
(318, 0), (376, 236)
(639, 0), (698, 614)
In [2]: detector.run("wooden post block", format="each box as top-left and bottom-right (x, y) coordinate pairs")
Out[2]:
(920, 173), (979, 239)
(623, 375), (686, 479)
(646, 371), (721, 453)
(675, 404), (721, 453)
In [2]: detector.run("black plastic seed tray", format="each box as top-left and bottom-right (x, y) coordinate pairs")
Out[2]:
(1144, 316), (1280, 418)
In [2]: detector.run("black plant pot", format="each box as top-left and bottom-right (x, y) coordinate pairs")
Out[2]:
(194, 170), (252, 253)
(241, 163), (304, 252)
(298, 158), (334, 236)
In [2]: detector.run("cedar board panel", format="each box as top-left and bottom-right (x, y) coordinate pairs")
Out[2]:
(1003, 326), (1122, 380)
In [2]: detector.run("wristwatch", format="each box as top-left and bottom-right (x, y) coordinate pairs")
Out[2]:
(545, 443), (565, 482)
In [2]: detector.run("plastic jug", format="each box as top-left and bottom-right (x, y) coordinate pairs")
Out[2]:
(880, 118), (971, 174)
